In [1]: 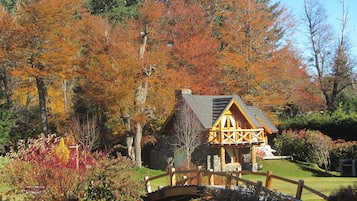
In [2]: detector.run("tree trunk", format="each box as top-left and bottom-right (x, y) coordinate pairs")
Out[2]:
(134, 122), (142, 167)
(126, 134), (135, 160)
(36, 77), (48, 135)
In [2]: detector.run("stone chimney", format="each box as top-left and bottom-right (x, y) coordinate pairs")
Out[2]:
(175, 89), (192, 101)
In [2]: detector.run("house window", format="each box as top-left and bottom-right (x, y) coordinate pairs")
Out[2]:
(221, 115), (236, 129)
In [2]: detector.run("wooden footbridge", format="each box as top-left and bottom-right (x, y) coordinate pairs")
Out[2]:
(143, 166), (329, 201)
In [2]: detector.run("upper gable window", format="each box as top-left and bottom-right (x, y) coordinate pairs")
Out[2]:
(221, 114), (236, 129)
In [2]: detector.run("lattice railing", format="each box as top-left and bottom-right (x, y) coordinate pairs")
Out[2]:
(208, 128), (265, 144)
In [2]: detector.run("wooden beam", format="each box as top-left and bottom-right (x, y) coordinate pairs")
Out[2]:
(220, 146), (225, 171)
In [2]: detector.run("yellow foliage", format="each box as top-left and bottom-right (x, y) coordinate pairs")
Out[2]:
(55, 138), (70, 164)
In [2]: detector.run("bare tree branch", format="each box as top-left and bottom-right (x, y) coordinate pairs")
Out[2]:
(172, 103), (202, 168)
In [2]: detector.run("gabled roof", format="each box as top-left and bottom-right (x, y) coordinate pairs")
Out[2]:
(248, 106), (279, 134)
(181, 94), (261, 128)
(177, 91), (278, 134)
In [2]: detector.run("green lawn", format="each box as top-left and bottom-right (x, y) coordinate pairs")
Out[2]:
(241, 160), (356, 201)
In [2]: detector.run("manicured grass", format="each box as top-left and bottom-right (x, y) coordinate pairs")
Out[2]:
(241, 160), (356, 201)
(133, 166), (169, 190)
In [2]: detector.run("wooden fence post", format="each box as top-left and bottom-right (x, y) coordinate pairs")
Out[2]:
(225, 173), (232, 190)
(238, 171), (242, 185)
(295, 179), (304, 200)
(144, 176), (151, 193)
(197, 166), (203, 185)
(169, 166), (176, 186)
(256, 180), (263, 196)
(208, 169), (215, 185)
(265, 171), (272, 189)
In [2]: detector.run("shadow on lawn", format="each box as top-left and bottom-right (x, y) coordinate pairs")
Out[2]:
(296, 161), (337, 177)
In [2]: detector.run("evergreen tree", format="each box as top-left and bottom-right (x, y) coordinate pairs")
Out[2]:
(87, 0), (140, 24)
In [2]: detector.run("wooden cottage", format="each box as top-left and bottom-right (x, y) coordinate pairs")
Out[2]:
(150, 89), (278, 172)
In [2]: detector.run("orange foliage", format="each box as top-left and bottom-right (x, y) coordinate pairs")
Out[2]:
(157, 0), (221, 95)
(210, 0), (318, 110)
(10, 0), (85, 132)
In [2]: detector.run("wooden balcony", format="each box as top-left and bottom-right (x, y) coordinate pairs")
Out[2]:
(208, 128), (265, 145)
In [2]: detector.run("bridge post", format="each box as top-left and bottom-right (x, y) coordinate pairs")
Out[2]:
(144, 176), (152, 193)
(225, 173), (232, 190)
(208, 169), (214, 185)
(295, 179), (304, 200)
(265, 171), (272, 189)
(256, 181), (263, 196)
(237, 171), (242, 185)
(169, 166), (176, 186)
(196, 166), (203, 185)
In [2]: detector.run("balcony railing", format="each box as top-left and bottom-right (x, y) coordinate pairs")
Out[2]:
(208, 128), (265, 144)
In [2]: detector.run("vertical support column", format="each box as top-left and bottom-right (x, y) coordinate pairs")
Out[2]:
(197, 166), (203, 186)
(295, 179), (304, 200)
(169, 166), (176, 186)
(251, 145), (257, 172)
(220, 146), (226, 172)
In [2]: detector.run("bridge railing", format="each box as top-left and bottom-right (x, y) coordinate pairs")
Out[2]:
(144, 166), (329, 200)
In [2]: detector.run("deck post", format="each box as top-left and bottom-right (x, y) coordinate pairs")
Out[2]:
(169, 166), (176, 186)
(265, 171), (272, 189)
(208, 169), (214, 185)
(144, 176), (152, 193)
(295, 179), (304, 199)
(251, 145), (257, 172)
(197, 166), (203, 185)
(220, 146), (226, 171)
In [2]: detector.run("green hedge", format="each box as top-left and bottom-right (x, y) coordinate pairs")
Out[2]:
(279, 111), (357, 141)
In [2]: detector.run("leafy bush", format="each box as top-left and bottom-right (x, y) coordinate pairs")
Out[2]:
(1, 134), (144, 201)
(274, 130), (357, 171)
(274, 130), (332, 170)
(83, 153), (144, 201)
(0, 105), (16, 155)
(328, 182), (357, 201)
(329, 140), (357, 171)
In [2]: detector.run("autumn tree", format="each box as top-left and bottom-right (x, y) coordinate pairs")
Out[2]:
(196, 0), (312, 111)
(158, 0), (221, 95)
(12, 0), (84, 135)
(0, 6), (19, 108)
(0, 6), (24, 148)
(303, 0), (354, 111)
